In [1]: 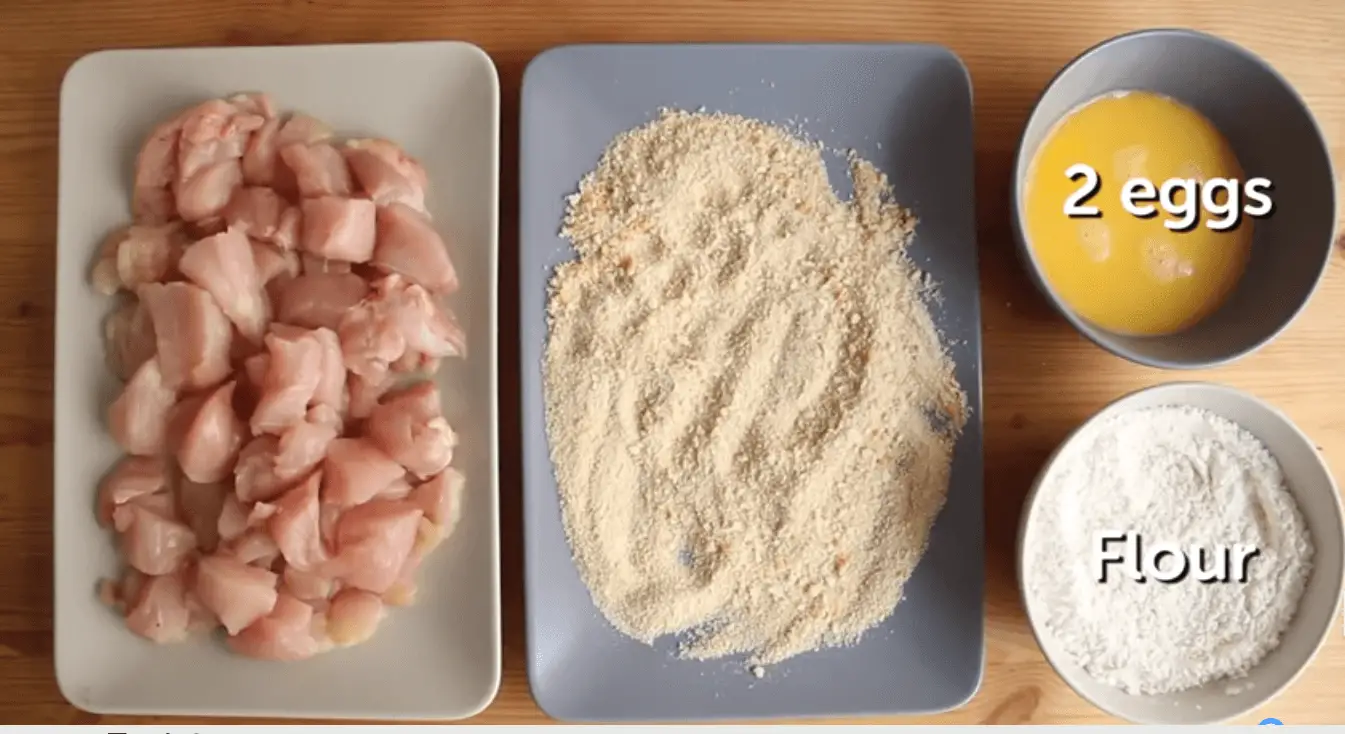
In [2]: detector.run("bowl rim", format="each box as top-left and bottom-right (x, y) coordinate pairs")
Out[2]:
(1008, 28), (1340, 370)
(1015, 380), (1345, 724)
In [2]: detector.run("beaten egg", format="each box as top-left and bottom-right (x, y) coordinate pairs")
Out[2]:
(1022, 91), (1253, 336)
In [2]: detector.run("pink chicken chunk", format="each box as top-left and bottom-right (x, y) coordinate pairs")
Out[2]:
(178, 228), (270, 344)
(177, 380), (245, 484)
(228, 593), (328, 661)
(367, 381), (457, 479)
(322, 438), (407, 507)
(107, 357), (178, 456)
(97, 455), (169, 526)
(251, 326), (325, 435)
(274, 272), (369, 331)
(280, 142), (352, 199)
(372, 203), (458, 294)
(114, 503), (197, 576)
(330, 499), (422, 594)
(300, 196), (376, 263)
(343, 138), (428, 213)
(195, 554), (278, 635)
(138, 282), (234, 391)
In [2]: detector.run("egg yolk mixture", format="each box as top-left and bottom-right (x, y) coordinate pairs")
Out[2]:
(1022, 91), (1252, 336)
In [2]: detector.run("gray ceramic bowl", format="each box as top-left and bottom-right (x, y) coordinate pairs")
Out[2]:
(1017, 382), (1344, 724)
(1011, 29), (1337, 369)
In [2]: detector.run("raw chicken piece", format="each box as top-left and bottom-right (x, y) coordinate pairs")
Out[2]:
(283, 566), (335, 601)
(367, 381), (457, 478)
(318, 502), (342, 549)
(300, 197), (376, 262)
(251, 240), (301, 284)
(410, 467), (465, 531)
(177, 99), (265, 184)
(227, 528), (281, 567)
(269, 472), (329, 572)
(217, 492), (250, 542)
(326, 588), (384, 646)
(133, 114), (185, 223)
(300, 253), (352, 275)
(322, 438), (407, 507)
(228, 593), (327, 660)
(372, 203), (458, 293)
(311, 328), (347, 410)
(223, 187), (292, 244)
(99, 568), (144, 612)
(103, 299), (157, 382)
(139, 282), (234, 391)
(177, 158), (243, 223)
(252, 326), (324, 435)
(275, 405), (342, 480)
(124, 571), (192, 644)
(108, 357), (177, 456)
(235, 436), (297, 503)
(280, 143), (352, 198)
(391, 350), (441, 376)
(123, 490), (178, 522)
(388, 516), (445, 605)
(278, 114), (334, 147)
(176, 478), (226, 552)
(374, 476), (413, 501)
(91, 222), (187, 296)
(242, 118), (283, 187)
(177, 380), (245, 483)
(115, 503), (197, 576)
(330, 499), (422, 594)
(226, 92), (277, 120)
(178, 228), (270, 344)
(194, 554), (278, 634)
(97, 455), (169, 526)
(274, 272), (368, 331)
(343, 138), (428, 212)
(347, 372), (396, 420)
(337, 275), (464, 382)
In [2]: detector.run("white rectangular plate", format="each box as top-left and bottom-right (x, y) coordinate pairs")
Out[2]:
(55, 41), (501, 720)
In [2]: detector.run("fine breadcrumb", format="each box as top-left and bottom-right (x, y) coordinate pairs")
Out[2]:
(544, 109), (966, 666)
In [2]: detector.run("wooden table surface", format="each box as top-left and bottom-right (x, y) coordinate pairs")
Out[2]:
(3, 0), (1344, 725)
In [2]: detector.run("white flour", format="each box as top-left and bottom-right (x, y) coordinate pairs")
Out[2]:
(1023, 405), (1313, 695)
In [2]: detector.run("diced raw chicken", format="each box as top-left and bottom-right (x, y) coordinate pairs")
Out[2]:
(139, 282), (233, 391)
(410, 467), (465, 531)
(283, 566), (335, 601)
(223, 187), (292, 244)
(392, 516), (445, 599)
(176, 478), (226, 552)
(322, 438), (406, 507)
(348, 372), (396, 420)
(242, 118), (283, 187)
(235, 436), (296, 503)
(330, 499), (422, 594)
(391, 349), (441, 376)
(311, 328), (346, 410)
(91, 222), (187, 296)
(115, 503), (197, 576)
(252, 326), (324, 435)
(177, 99), (265, 185)
(374, 476), (413, 501)
(177, 158), (243, 223)
(217, 492), (250, 542)
(300, 253), (353, 275)
(124, 490), (178, 523)
(133, 115), (186, 223)
(338, 275), (464, 382)
(275, 405), (341, 480)
(269, 472), (328, 572)
(343, 139), (428, 213)
(178, 228), (270, 344)
(318, 502), (342, 549)
(97, 455), (168, 526)
(226, 92), (277, 120)
(273, 272), (368, 331)
(366, 381), (457, 478)
(278, 114), (334, 147)
(300, 197), (376, 262)
(228, 593), (327, 660)
(251, 240), (301, 285)
(178, 380), (245, 484)
(194, 554), (278, 634)
(227, 528), (281, 567)
(326, 588), (384, 646)
(372, 203), (458, 293)
(280, 143), (352, 199)
(103, 299), (158, 382)
(124, 571), (192, 644)
(108, 357), (177, 456)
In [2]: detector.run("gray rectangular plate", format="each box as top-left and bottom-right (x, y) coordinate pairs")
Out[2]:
(519, 43), (984, 722)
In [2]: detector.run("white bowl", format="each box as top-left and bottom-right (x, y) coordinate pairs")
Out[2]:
(1016, 382), (1344, 724)
(54, 42), (502, 719)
